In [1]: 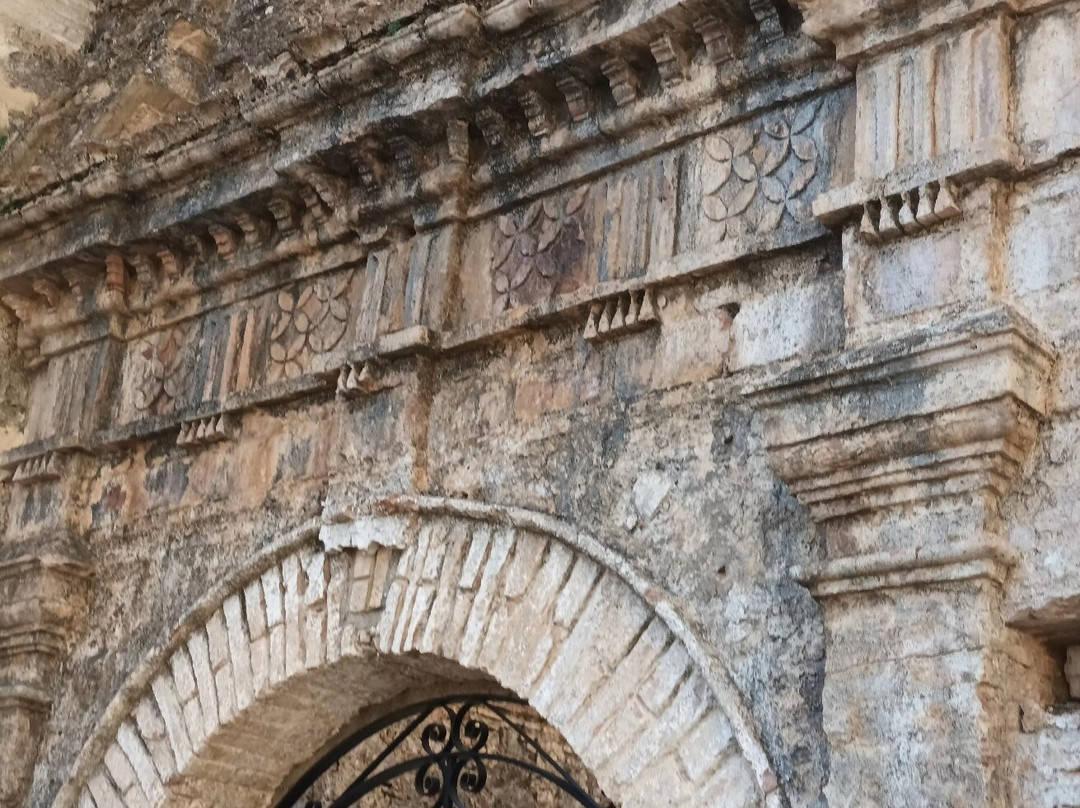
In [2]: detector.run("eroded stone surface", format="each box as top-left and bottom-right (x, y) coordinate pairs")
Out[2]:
(1, 1), (1080, 808)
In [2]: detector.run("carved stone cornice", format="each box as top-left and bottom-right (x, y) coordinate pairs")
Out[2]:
(745, 307), (1057, 522)
(792, 0), (1051, 61)
(0, 0), (826, 272)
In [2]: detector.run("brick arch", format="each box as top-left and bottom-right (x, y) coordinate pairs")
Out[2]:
(57, 496), (783, 808)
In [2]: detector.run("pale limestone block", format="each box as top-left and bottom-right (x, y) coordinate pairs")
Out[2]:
(554, 556), (599, 627)
(367, 547), (395, 610)
(248, 635), (270, 696)
(324, 552), (350, 663)
(204, 610), (229, 672)
(582, 695), (653, 772)
(214, 661), (237, 724)
(616, 752), (696, 808)
(640, 641), (693, 715)
(457, 526), (514, 667)
(388, 570), (420, 654)
(530, 573), (607, 716)
(475, 589), (513, 673)
(567, 617), (670, 745)
(491, 542), (574, 692)
(352, 557), (378, 613)
(458, 524), (492, 590)
(102, 743), (139, 797)
(281, 554), (304, 677)
(546, 576), (650, 728)
(501, 533), (546, 599)
(133, 697), (177, 782)
(417, 531), (467, 654)
(606, 672), (710, 787)
(181, 697), (206, 749)
(440, 587), (476, 660)
(400, 583), (435, 653)
(302, 549), (327, 605)
(375, 576), (406, 652)
(87, 771), (124, 808)
(261, 565), (284, 628)
(242, 578), (267, 641)
(168, 647), (197, 704)
(77, 789), (96, 808)
(1017, 6), (1080, 160)
(351, 548), (375, 582)
(696, 753), (760, 808)
(678, 709), (736, 783)
(151, 673), (194, 771)
(116, 721), (164, 804)
(186, 631), (220, 740)
(318, 514), (409, 552)
(267, 622), (287, 686)
(223, 593), (254, 712)
(418, 521), (450, 581)
(303, 603), (327, 670)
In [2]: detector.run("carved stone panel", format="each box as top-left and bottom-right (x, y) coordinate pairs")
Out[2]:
(119, 321), (204, 420)
(490, 186), (591, 313)
(690, 97), (830, 250)
(267, 276), (351, 382)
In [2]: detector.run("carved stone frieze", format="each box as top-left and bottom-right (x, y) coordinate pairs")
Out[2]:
(176, 414), (235, 448)
(700, 99), (823, 240)
(859, 181), (962, 243)
(491, 188), (589, 313)
(9, 452), (68, 486)
(132, 325), (197, 414)
(268, 276), (351, 382)
(583, 288), (659, 342)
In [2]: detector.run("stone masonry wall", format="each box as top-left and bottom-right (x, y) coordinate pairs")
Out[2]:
(2, 1), (1080, 808)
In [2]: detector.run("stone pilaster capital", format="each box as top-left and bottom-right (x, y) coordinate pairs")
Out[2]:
(745, 307), (1057, 523)
(792, 534), (1018, 597)
(0, 549), (93, 808)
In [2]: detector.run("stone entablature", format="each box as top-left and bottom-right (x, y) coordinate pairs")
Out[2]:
(0, 1), (851, 482)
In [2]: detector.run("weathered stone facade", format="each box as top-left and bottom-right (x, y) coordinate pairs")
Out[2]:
(0, 0), (1079, 806)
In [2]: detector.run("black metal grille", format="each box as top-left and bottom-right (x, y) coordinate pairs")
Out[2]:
(275, 695), (609, 808)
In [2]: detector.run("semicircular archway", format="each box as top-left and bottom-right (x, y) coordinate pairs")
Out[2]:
(56, 497), (783, 808)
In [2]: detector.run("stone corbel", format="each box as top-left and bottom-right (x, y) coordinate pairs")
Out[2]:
(745, 306), (1057, 527)
(0, 552), (93, 808)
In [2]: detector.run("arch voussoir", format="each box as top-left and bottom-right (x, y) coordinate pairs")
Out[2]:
(64, 500), (781, 808)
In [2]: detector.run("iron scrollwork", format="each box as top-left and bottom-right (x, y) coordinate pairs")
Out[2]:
(276, 696), (607, 808)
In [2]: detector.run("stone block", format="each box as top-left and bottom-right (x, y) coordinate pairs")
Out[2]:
(1067, 646), (1080, 699)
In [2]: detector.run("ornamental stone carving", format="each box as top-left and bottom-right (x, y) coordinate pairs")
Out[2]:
(701, 100), (822, 238)
(0, 1), (1079, 808)
(268, 276), (351, 380)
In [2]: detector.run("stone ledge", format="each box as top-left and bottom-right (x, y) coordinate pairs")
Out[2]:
(793, 536), (1017, 596)
(745, 307), (1058, 520)
(794, 0), (1029, 61)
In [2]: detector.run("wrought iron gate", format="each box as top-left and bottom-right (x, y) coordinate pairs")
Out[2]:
(275, 695), (609, 808)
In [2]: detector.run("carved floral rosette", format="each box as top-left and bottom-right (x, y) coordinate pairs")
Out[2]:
(700, 99), (822, 241)
(491, 186), (589, 312)
(133, 325), (198, 413)
(268, 275), (351, 380)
